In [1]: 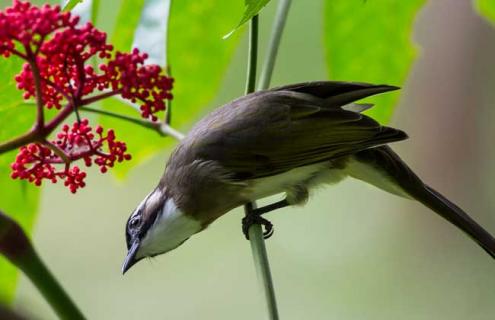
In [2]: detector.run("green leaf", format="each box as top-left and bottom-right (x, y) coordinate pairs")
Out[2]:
(224, 0), (271, 38)
(168, 1), (242, 128)
(91, 0), (100, 24)
(111, 0), (146, 52)
(99, 0), (243, 177)
(323, 0), (426, 123)
(474, 0), (495, 26)
(62, 0), (84, 11)
(0, 58), (40, 303)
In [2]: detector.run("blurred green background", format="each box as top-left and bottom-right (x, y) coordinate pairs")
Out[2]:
(2, 0), (495, 319)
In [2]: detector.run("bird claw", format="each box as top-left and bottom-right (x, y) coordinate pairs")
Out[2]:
(242, 214), (274, 240)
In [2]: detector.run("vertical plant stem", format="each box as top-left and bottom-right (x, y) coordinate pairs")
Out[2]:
(244, 15), (279, 320)
(244, 203), (279, 320)
(163, 0), (173, 125)
(258, 0), (292, 91)
(0, 210), (85, 320)
(244, 0), (293, 317)
(245, 15), (259, 95)
(28, 59), (45, 131)
(18, 249), (86, 320)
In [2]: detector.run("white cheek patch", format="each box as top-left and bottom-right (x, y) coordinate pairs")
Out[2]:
(146, 189), (163, 208)
(131, 189), (158, 221)
(138, 198), (202, 258)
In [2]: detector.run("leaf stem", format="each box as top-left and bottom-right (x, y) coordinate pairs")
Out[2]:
(0, 210), (85, 320)
(41, 140), (70, 164)
(27, 54), (45, 131)
(245, 16), (259, 95)
(159, 122), (185, 140)
(80, 106), (185, 140)
(258, 0), (292, 90)
(80, 106), (158, 131)
(20, 248), (86, 320)
(44, 103), (76, 133)
(0, 130), (39, 155)
(243, 15), (280, 320)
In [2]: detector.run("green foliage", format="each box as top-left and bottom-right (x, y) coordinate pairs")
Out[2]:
(101, 1), (243, 176)
(224, 0), (271, 38)
(0, 58), (40, 303)
(111, 0), (146, 52)
(323, 0), (426, 123)
(62, 0), (84, 11)
(475, 0), (495, 26)
(91, 0), (100, 24)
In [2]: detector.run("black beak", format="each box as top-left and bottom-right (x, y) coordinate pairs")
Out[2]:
(122, 240), (140, 274)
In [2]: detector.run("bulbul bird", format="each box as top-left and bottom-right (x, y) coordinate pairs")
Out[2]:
(122, 81), (495, 273)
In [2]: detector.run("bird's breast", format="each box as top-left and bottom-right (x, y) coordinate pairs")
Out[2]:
(244, 162), (348, 202)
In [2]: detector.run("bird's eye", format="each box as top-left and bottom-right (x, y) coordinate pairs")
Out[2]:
(130, 217), (141, 229)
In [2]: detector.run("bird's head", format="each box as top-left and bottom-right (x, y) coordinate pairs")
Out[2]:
(122, 188), (202, 274)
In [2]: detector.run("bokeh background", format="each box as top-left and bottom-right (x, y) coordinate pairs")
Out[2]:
(2, 0), (495, 319)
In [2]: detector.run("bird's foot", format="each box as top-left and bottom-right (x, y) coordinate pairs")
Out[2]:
(242, 214), (274, 240)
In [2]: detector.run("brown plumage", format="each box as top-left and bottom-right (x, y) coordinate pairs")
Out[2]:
(123, 81), (495, 274)
(163, 82), (405, 223)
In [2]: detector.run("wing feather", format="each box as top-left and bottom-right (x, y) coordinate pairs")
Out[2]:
(170, 81), (407, 180)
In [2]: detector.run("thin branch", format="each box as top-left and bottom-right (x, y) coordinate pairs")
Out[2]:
(258, 0), (292, 91)
(27, 52), (45, 131)
(159, 122), (185, 140)
(80, 90), (119, 107)
(243, 15), (280, 320)
(0, 130), (39, 155)
(245, 16), (259, 95)
(0, 210), (86, 320)
(80, 106), (185, 141)
(80, 106), (160, 132)
(43, 78), (73, 104)
(41, 140), (70, 164)
(10, 48), (28, 60)
(163, 0), (172, 125)
(44, 103), (76, 133)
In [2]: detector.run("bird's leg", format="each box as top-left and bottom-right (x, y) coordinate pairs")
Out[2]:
(252, 199), (290, 215)
(242, 213), (274, 240)
(242, 199), (290, 240)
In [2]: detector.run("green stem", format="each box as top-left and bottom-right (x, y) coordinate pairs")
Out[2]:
(80, 106), (185, 140)
(0, 210), (85, 320)
(245, 15), (259, 95)
(258, 0), (293, 91)
(18, 249), (86, 320)
(244, 203), (279, 320)
(28, 55), (45, 131)
(80, 106), (160, 133)
(163, 0), (172, 125)
(0, 130), (39, 155)
(243, 15), (280, 320)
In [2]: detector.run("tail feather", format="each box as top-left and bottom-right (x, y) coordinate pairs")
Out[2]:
(411, 184), (495, 259)
(351, 146), (495, 259)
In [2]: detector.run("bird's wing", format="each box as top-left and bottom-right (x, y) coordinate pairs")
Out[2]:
(179, 81), (407, 180)
(269, 81), (400, 107)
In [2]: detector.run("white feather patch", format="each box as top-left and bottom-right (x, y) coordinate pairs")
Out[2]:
(345, 158), (412, 199)
(138, 198), (201, 258)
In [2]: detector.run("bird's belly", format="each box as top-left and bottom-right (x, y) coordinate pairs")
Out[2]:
(245, 163), (347, 201)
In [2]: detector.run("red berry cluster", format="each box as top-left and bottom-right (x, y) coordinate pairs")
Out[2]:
(11, 119), (131, 193)
(0, 1), (77, 56)
(4, 1), (173, 116)
(0, 1), (174, 192)
(15, 21), (113, 109)
(101, 49), (173, 121)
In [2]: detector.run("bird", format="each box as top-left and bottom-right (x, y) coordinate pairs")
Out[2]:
(122, 81), (495, 274)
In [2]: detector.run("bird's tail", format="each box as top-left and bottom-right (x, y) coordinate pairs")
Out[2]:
(408, 183), (495, 259)
(349, 146), (495, 259)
